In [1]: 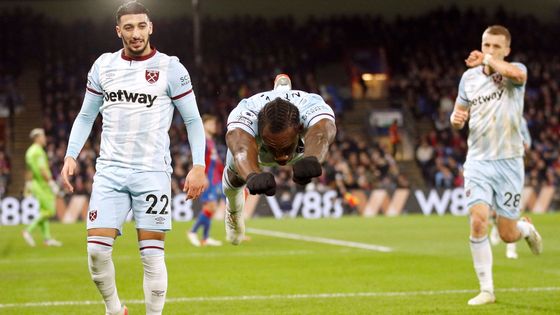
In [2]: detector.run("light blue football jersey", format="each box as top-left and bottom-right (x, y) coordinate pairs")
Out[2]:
(456, 63), (527, 161)
(226, 89), (335, 167)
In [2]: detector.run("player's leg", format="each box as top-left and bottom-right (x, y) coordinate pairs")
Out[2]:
(464, 161), (496, 305)
(137, 230), (167, 315)
(87, 169), (130, 315)
(130, 171), (172, 315)
(223, 167), (247, 245)
(494, 158), (542, 255)
(38, 190), (62, 246)
(468, 202), (495, 305)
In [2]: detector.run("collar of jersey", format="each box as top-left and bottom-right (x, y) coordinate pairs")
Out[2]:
(121, 46), (157, 61)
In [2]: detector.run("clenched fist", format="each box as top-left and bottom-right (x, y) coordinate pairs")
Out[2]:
(292, 156), (322, 185)
(246, 172), (276, 196)
(450, 108), (469, 129)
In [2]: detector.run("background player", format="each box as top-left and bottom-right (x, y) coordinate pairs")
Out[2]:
(223, 74), (337, 245)
(22, 128), (62, 247)
(188, 114), (224, 247)
(60, 2), (207, 314)
(450, 25), (543, 306)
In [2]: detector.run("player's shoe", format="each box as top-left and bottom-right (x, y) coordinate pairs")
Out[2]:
(521, 217), (543, 255)
(204, 238), (223, 246)
(274, 74), (292, 91)
(44, 239), (63, 247)
(467, 291), (496, 306)
(225, 209), (245, 245)
(108, 305), (128, 315)
(506, 243), (518, 259)
(187, 232), (201, 247)
(22, 230), (36, 247)
(489, 224), (501, 246)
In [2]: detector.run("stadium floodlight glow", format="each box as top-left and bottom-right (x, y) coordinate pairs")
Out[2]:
(362, 73), (388, 81)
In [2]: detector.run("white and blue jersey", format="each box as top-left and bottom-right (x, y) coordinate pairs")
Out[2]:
(66, 48), (205, 172)
(457, 63), (528, 218)
(67, 48), (206, 233)
(456, 63), (527, 161)
(225, 89), (335, 170)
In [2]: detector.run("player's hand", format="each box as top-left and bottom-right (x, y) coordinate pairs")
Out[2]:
(465, 50), (484, 67)
(61, 156), (77, 193)
(292, 156), (322, 185)
(183, 165), (208, 200)
(246, 172), (276, 196)
(450, 108), (469, 128)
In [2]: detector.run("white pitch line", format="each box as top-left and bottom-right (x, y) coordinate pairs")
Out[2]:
(247, 227), (393, 252)
(0, 249), (315, 265)
(1, 287), (559, 309)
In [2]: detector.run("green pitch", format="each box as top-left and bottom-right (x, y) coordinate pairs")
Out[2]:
(1, 214), (559, 314)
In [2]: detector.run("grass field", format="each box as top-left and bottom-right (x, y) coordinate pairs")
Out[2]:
(0, 213), (559, 314)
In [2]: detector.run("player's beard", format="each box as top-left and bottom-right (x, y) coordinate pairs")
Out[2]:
(125, 37), (150, 57)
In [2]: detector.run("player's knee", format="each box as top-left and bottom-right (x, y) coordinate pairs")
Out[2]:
(139, 240), (165, 268)
(470, 215), (488, 234)
(499, 229), (519, 243)
(87, 236), (114, 271)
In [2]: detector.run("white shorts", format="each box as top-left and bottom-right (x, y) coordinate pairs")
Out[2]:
(87, 166), (172, 235)
(464, 157), (524, 220)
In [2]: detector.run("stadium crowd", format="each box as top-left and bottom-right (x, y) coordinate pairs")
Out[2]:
(2, 6), (559, 200)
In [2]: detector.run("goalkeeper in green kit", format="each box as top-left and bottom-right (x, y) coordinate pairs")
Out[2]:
(22, 128), (62, 247)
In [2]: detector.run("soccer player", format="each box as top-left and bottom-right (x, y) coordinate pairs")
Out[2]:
(22, 128), (62, 247)
(60, 2), (206, 314)
(187, 114), (224, 247)
(450, 25), (543, 306)
(224, 74), (337, 245)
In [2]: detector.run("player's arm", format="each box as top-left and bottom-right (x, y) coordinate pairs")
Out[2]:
(168, 58), (207, 200)
(465, 51), (527, 85)
(61, 91), (102, 192)
(225, 128), (260, 181)
(292, 96), (337, 185)
(451, 73), (470, 130)
(450, 103), (469, 130)
(303, 119), (336, 163)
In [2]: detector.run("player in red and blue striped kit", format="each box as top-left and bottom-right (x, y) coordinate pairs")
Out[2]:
(188, 115), (224, 246)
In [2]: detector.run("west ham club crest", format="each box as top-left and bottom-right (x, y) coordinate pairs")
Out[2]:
(89, 210), (97, 222)
(145, 70), (159, 84)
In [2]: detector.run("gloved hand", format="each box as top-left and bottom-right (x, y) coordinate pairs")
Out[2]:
(48, 179), (63, 197)
(246, 172), (276, 196)
(292, 156), (322, 185)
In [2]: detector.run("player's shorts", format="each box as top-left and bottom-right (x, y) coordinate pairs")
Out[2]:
(31, 183), (55, 216)
(200, 182), (223, 203)
(463, 157), (524, 220)
(87, 166), (172, 235)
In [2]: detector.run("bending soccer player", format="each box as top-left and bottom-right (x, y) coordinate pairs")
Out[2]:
(451, 25), (543, 306)
(22, 128), (62, 247)
(224, 74), (337, 245)
(60, 2), (207, 314)
(188, 114), (224, 247)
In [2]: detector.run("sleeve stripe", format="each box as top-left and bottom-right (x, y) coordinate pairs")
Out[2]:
(306, 113), (335, 128)
(86, 87), (103, 96)
(171, 89), (193, 100)
(227, 121), (255, 134)
(460, 96), (469, 102)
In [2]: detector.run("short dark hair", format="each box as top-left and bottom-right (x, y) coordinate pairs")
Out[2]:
(484, 25), (511, 46)
(116, 1), (150, 24)
(258, 98), (300, 134)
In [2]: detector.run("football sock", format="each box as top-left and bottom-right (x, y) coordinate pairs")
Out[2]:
(87, 236), (121, 314)
(470, 236), (493, 293)
(516, 220), (531, 238)
(140, 240), (167, 315)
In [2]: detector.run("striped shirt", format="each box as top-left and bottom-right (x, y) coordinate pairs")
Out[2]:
(456, 63), (527, 161)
